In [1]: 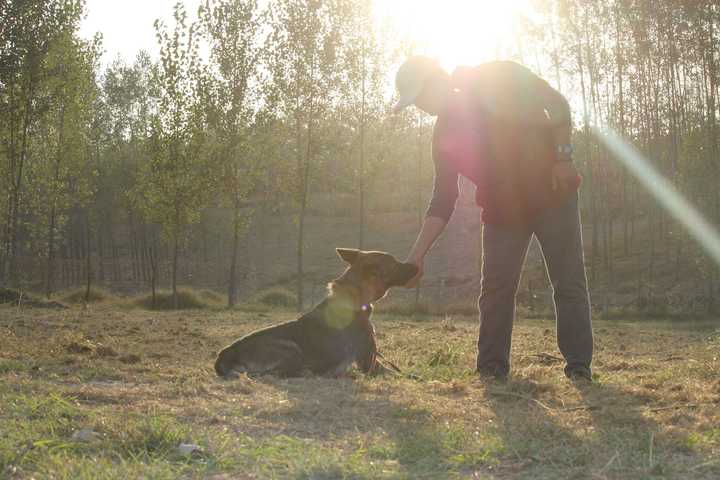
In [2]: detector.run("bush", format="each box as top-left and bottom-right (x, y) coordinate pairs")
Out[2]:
(0, 288), (66, 309)
(197, 289), (224, 304)
(135, 289), (211, 310)
(0, 287), (26, 304)
(255, 287), (297, 307)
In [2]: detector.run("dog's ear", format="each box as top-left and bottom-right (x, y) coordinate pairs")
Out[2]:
(336, 248), (361, 264)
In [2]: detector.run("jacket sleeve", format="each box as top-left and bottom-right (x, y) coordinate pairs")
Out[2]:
(530, 71), (572, 128)
(425, 122), (460, 222)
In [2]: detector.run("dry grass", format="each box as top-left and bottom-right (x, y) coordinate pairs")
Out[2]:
(0, 303), (718, 479)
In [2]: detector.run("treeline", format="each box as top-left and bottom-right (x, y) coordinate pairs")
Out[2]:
(1, 0), (719, 313)
(0, 0), (424, 309)
(549, 1), (720, 312)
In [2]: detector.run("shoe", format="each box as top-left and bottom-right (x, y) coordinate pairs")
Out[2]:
(565, 367), (592, 383)
(477, 366), (509, 383)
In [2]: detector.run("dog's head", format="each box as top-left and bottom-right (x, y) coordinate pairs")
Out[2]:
(331, 248), (419, 304)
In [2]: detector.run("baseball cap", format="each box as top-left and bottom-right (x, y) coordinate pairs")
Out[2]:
(393, 56), (441, 113)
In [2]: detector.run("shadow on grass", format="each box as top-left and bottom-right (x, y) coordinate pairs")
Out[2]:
(572, 379), (718, 477)
(243, 368), (713, 478)
(480, 373), (717, 478)
(248, 375), (499, 479)
(481, 376), (589, 478)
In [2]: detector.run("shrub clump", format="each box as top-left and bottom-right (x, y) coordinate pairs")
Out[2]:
(197, 289), (224, 304)
(256, 287), (296, 307)
(135, 289), (210, 310)
(0, 288), (66, 309)
(0, 287), (33, 304)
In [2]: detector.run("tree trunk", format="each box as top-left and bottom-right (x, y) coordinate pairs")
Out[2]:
(358, 44), (367, 249)
(258, 188), (267, 286)
(5, 75), (35, 286)
(46, 208), (58, 297)
(97, 221), (105, 282)
(172, 223), (180, 310)
(576, 35), (597, 282)
(84, 212), (92, 303)
(109, 225), (119, 282)
(614, 5), (629, 259)
(228, 198), (240, 307)
(74, 223), (82, 286)
(149, 233), (158, 309)
(129, 213), (141, 282)
(297, 117), (312, 312)
(139, 225), (148, 282)
(46, 101), (66, 298)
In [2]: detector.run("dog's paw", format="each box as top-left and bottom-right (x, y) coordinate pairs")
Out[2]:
(219, 370), (241, 380)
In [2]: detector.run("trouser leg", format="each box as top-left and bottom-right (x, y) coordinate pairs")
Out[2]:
(533, 194), (593, 376)
(477, 223), (532, 376)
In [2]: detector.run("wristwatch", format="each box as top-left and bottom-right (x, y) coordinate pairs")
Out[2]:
(557, 144), (573, 161)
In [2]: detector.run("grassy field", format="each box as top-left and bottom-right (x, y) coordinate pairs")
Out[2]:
(0, 303), (718, 479)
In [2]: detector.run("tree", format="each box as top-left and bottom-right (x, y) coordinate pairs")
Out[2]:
(267, 0), (349, 310)
(199, 0), (265, 306)
(0, 0), (86, 287)
(34, 27), (101, 297)
(134, 3), (213, 309)
(340, 0), (387, 249)
(100, 52), (156, 289)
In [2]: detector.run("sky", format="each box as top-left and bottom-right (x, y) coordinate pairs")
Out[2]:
(80, 0), (538, 71)
(374, 0), (536, 70)
(79, 0), (203, 65)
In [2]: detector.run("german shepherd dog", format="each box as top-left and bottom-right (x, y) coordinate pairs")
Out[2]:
(214, 248), (418, 378)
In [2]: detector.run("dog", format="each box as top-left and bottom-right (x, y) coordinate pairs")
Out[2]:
(214, 248), (418, 378)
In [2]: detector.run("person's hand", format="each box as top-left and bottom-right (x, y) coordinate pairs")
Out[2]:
(551, 161), (579, 192)
(404, 257), (424, 288)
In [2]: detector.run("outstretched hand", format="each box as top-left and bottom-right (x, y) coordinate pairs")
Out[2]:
(403, 258), (424, 288)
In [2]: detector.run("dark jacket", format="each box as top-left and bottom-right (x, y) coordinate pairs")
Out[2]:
(426, 61), (580, 225)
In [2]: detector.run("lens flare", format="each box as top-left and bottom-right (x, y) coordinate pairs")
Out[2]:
(594, 126), (720, 266)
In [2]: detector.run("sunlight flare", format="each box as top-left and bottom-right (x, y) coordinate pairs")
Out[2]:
(374, 0), (536, 70)
(595, 127), (720, 266)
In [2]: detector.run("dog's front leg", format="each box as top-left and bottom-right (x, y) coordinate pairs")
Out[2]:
(326, 360), (354, 378)
(357, 328), (379, 375)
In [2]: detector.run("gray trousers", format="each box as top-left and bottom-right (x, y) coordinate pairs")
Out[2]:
(477, 194), (593, 377)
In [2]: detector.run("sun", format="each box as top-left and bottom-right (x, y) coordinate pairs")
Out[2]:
(374, 0), (536, 71)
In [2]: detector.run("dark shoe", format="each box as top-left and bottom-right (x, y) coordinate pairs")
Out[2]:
(477, 366), (509, 383)
(565, 366), (592, 383)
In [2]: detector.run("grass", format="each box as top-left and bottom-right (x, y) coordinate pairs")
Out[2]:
(0, 304), (718, 479)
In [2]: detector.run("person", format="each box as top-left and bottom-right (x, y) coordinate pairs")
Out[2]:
(394, 56), (593, 382)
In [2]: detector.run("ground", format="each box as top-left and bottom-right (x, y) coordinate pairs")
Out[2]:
(0, 304), (718, 479)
